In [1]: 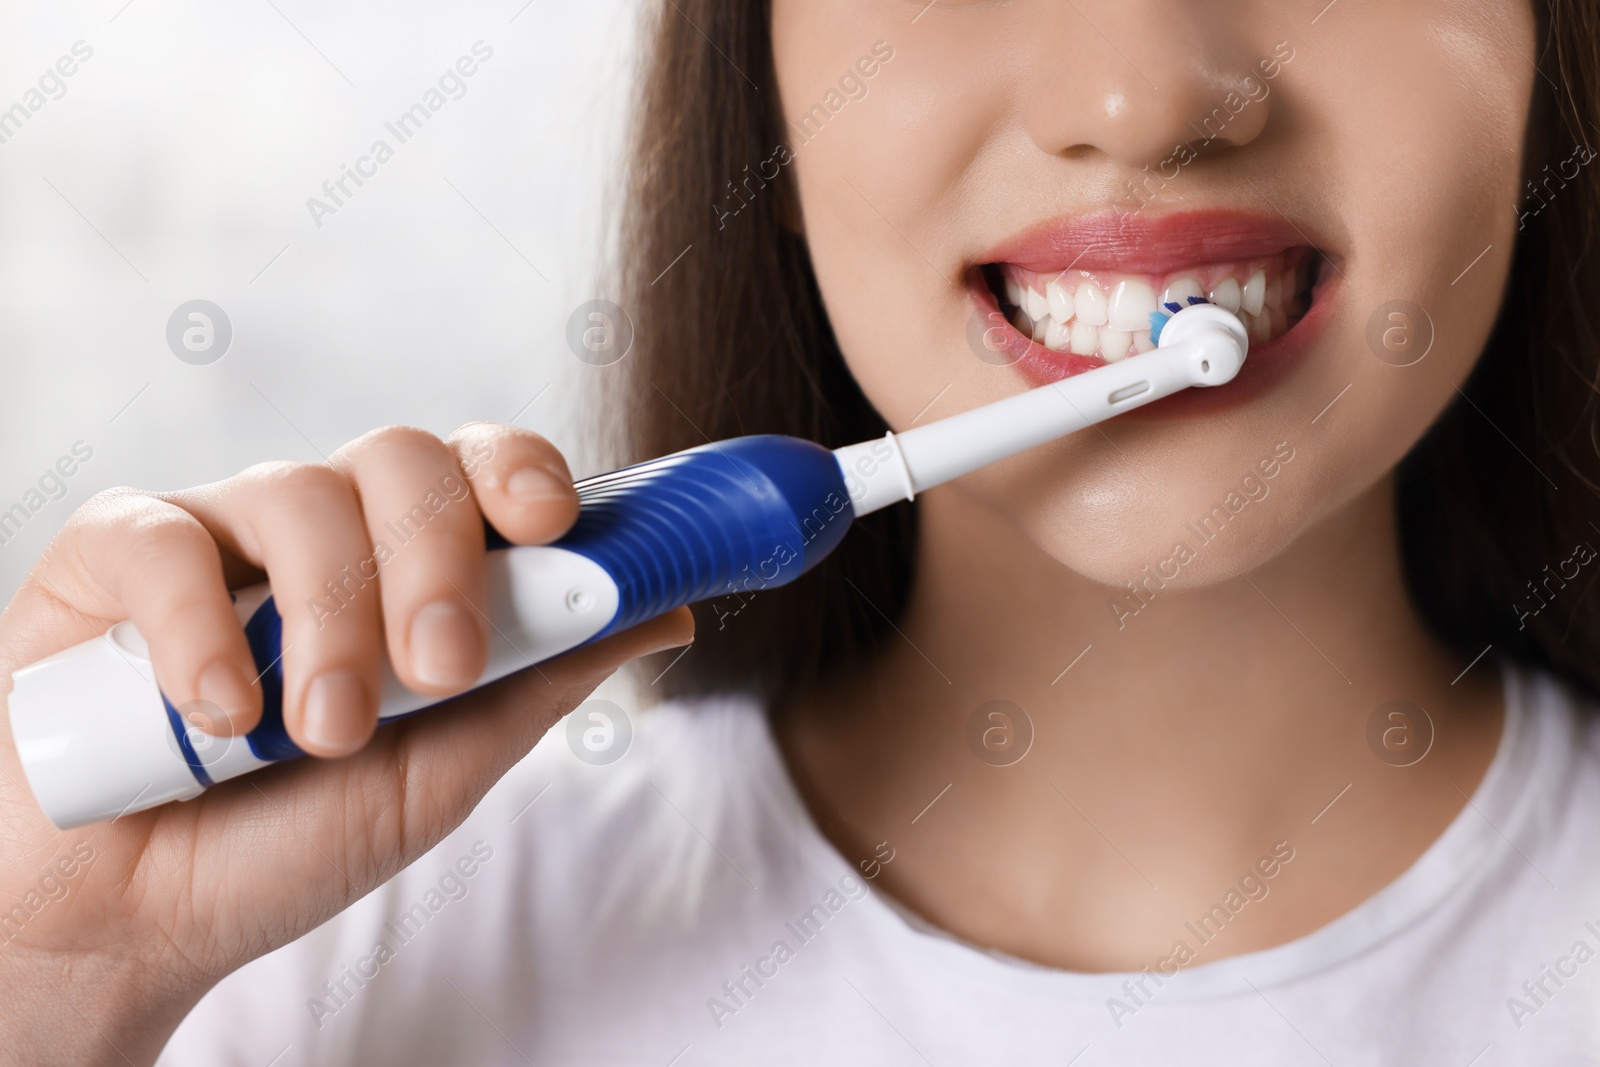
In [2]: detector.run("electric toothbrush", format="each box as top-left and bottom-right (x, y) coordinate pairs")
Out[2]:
(9, 303), (1247, 828)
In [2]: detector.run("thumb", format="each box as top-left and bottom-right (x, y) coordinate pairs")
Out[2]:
(360, 607), (697, 857)
(536, 605), (697, 690)
(383, 606), (696, 794)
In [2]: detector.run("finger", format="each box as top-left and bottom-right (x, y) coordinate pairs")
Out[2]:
(329, 427), (489, 697)
(170, 464), (383, 758)
(15, 489), (263, 735)
(398, 605), (697, 796)
(446, 422), (579, 546)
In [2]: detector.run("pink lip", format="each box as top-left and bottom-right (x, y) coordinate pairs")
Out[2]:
(969, 209), (1338, 415)
(979, 209), (1320, 275)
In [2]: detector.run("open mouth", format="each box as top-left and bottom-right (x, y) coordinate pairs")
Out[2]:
(978, 248), (1323, 368)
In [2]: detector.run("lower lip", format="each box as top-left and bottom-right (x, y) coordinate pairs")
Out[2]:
(964, 268), (1338, 418)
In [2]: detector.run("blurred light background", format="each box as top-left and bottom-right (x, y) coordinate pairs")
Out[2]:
(0, 0), (643, 602)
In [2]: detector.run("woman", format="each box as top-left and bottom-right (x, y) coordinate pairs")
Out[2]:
(3, 0), (1598, 1062)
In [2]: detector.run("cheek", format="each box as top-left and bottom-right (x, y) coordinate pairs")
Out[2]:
(773, 0), (1013, 423)
(1255, 1), (1538, 556)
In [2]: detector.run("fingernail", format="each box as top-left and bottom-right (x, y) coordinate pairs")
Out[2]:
(506, 465), (568, 502)
(409, 599), (484, 689)
(302, 670), (373, 755)
(196, 659), (253, 734)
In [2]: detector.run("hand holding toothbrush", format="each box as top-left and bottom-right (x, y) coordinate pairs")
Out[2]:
(0, 422), (693, 1067)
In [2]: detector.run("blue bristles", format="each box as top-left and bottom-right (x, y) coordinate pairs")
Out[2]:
(1147, 296), (1212, 346)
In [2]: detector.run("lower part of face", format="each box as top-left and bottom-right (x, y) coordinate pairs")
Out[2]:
(771, 0), (1536, 589)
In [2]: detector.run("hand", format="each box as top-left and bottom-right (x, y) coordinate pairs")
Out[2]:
(0, 423), (692, 1067)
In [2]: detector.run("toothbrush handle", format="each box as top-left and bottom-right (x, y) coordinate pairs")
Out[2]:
(250, 434), (855, 754)
(9, 436), (856, 828)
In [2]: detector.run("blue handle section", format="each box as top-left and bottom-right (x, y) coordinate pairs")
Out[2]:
(192, 435), (856, 779)
(555, 434), (855, 640)
(241, 592), (298, 762)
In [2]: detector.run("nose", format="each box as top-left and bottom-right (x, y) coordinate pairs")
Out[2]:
(1018, 1), (1273, 168)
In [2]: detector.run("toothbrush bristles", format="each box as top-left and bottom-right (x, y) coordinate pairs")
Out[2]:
(1148, 296), (1213, 345)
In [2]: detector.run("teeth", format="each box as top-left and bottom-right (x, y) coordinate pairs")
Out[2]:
(1099, 327), (1133, 362)
(1074, 280), (1108, 326)
(1022, 285), (1049, 322)
(1241, 270), (1265, 315)
(1069, 319), (1098, 356)
(1002, 255), (1305, 361)
(1047, 277), (1075, 321)
(1107, 279), (1157, 333)
(1044, 317), (1071, 351)
(1005, 276), (1025, 310)
(1208, 276), (1241, 314)
(1159, 276), (1204, 311)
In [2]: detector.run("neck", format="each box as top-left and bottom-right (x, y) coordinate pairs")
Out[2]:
(778, 473), (1503, 971)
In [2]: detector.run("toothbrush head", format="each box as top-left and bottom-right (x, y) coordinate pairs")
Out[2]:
(1154, 302), (1249, 386)
(1147, 296), (1215, 347)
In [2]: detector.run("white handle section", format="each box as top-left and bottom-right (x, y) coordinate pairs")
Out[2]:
(8, 545), (621, 828)
(374, 545), (621, 721)
(836, 305), (1247, 517)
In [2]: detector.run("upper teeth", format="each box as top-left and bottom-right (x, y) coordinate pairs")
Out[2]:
(1001, 260), (1297, 362)
(1107, 280), (1155, 332)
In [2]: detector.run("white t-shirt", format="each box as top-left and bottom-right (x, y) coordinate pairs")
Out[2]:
(160, 665), (1600, 1065)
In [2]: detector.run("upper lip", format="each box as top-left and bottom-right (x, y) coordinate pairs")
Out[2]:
(977, 209), (1323, 276)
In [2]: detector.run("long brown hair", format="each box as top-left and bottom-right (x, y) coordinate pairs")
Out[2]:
(613, 0), (1600, 704)
(1398, 1), (1600, 697)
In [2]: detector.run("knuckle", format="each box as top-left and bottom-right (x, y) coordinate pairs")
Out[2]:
(238, 461), (359, 519)
(67, 487), (192, 546)
(73, 485), (154, 523)
(449, 420), (499, 441)
(455, 420), (557, 456)
(95, 503), (216, 582)
(334, 425), (446, 467)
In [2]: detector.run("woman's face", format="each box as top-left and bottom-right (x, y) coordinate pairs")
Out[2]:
(771, 0), (1536, 590)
